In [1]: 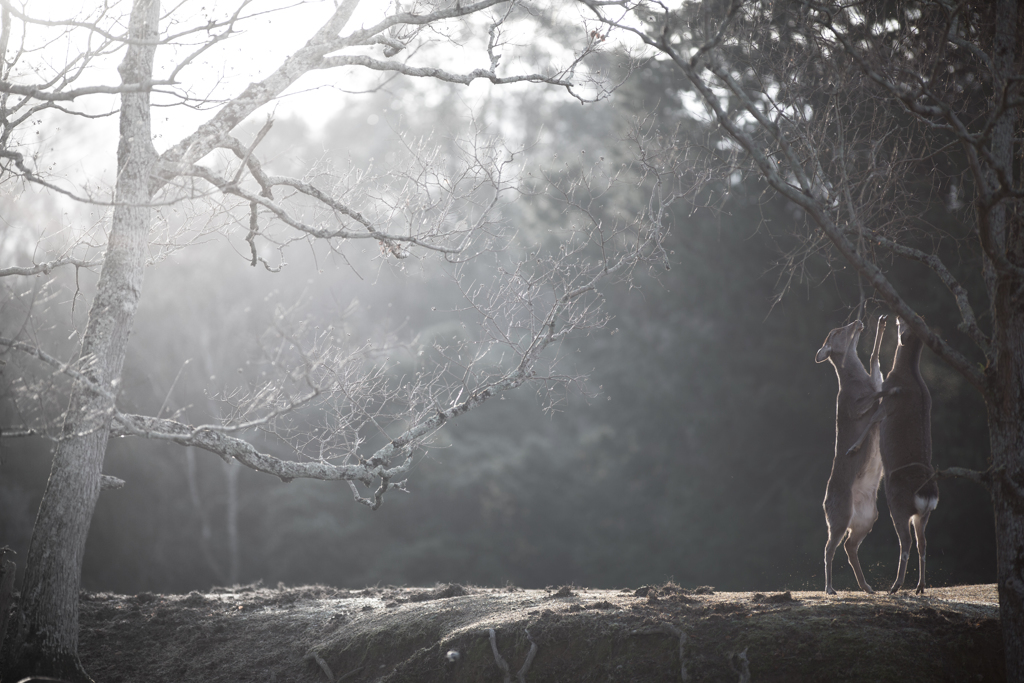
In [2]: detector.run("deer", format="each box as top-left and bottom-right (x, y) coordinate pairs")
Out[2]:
(815, 315), (887, 594)
(874, 317), (939, 594)
(844, 316), (939, 593)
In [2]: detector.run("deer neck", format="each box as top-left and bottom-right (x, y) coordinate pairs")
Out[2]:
(890, 336), (924, 381)
(831, 352), (869, 390)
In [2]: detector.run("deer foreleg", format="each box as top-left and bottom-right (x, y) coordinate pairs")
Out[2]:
(846, 404), (885, 455)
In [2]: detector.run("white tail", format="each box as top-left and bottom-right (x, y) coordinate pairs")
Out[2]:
(878, 317), (938, 594)
(815, 315), (887, 595)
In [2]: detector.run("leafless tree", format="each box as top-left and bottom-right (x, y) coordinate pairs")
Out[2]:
(0, 1), (663, 679)
(582, 0), (1023, 676)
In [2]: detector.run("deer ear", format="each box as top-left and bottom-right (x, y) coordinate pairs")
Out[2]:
(815, 344), (831, 363)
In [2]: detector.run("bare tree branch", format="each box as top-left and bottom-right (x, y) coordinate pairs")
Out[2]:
(582, 1), (991, 393)
(315, 54), (575, 88)
(865, 233), (990, 354)
(184, 164), (468, 255)
(934, 466), (992, 488)
(0, 257), (102, 277)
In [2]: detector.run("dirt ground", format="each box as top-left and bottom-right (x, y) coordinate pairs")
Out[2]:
(75, 582), (1003, 683)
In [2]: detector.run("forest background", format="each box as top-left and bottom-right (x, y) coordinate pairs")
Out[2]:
(0, 17), (994, 597)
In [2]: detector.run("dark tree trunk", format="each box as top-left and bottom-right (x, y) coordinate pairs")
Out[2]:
(989, 235), (1024, 681)
(0, 552), (15, 658)
(990, 393), (1024, 683)
(985, 0), (1024, 676)
(988, 152), (1024, 683)
(2, 1), (159, 680)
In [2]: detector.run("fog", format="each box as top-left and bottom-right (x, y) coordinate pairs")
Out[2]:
(0, 4), (995, 598)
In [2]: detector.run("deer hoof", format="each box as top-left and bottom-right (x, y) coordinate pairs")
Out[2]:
(825, 586), (837, 595)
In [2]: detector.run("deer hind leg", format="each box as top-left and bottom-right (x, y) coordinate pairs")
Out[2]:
(844, 526), (874, 594)
(911, 511), (932, 595)
(888, 513), (913, 594)
(844, 501), (878, 593)
(824, 499), (853, 595)
(824, 531), (847, 595)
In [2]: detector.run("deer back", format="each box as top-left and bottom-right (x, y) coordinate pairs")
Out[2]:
(880, 321), (934, 478)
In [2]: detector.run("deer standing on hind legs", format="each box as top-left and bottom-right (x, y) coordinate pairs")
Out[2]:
(875, 317), (939, 594)
(846, 316), (939, 593)
(815, 315), (887, 594)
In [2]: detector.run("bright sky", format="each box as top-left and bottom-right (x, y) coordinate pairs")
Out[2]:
(26, 1), (389, 139)
(25, 1), (603, 137)
(4, 2), (429, 195)
(7, 0), (628, 207)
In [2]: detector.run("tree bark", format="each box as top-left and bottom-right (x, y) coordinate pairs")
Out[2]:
(0, 553), (16, 659)
(990, 367), (1024, 683)
(983, 0), (1024, 678)
(988, 161), (1024, 683)
(3, 1), (159, 680)
(224, 459), (241, 586)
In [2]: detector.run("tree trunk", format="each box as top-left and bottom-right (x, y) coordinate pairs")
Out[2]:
(989, 166), (1024, 683)
(989, 260), (1024, 680)
(985, 0), (1024, 677)
(991, 414), (1024, 683)
(3, 1), (159, 680)
(0, 552), (15, 659)
(224, 459), (241, 586)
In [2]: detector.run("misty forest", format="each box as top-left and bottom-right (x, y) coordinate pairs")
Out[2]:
(0, 1), (1020, 682)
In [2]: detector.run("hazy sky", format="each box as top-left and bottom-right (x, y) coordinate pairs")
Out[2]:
(29, 2), (385, 137)
(18, 0), (595, 183)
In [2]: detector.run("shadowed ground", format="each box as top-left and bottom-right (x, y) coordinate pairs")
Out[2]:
(75, 583), (1002, 682)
